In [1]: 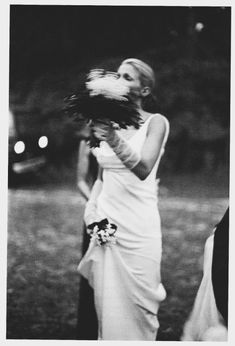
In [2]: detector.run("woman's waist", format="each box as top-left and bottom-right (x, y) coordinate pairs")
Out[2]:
(97, 191), (159, 221)
(99, 187), (158, 205)
(102, 171), (158, 193)
(96, 199), (161, 241)
(96, 191), (161, 236)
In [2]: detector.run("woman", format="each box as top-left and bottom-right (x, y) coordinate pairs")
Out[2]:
(77, 58), (170, 340)
(181, 208), (228, 341)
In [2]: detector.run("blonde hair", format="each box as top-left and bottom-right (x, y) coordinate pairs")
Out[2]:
(121, 58), (155, 90)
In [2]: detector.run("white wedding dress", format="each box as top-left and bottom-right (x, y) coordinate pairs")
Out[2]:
(181, 233), (228, 341)
(78, 114), (169, 340)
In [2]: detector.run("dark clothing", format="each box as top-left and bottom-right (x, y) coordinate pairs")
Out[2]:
(76, 148), (98, 339)
(77, 225), (98, 340)
(212, 208), (229, 326)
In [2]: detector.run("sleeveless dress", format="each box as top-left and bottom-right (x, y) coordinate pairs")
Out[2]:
(78, 114), (169, 340)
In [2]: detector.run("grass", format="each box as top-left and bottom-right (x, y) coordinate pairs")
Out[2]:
(7, 182), (228, 340)
(7, 189), (85, 339)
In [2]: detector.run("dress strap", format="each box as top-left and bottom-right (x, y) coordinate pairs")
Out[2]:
(161, 115), (170, 146)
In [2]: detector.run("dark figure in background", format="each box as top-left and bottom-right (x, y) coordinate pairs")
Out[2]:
(77, 219), (98, 340)
(76, 135), (98, 340)
(212, 207), (229, 326)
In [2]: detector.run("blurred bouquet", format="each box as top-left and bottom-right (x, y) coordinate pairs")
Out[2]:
(87, 218), (117, 246)
(64, 69), (142, 147)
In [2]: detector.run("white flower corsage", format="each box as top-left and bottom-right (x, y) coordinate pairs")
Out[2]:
(87, 218), (117, 246)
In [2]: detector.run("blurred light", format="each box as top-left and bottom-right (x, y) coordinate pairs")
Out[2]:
(38, 136), (48, 149)
(195, 22), (204, 32)
(14, 141), (25, 154)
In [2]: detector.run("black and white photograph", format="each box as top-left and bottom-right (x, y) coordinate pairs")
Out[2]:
(1, 0), (233, 343)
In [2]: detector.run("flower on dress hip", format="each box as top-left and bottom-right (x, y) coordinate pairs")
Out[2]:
(87, 218), (117, 246)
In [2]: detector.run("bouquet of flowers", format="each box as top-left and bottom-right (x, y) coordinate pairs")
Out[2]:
(64, 69), (142, 147)
(87, 218), (117, 246)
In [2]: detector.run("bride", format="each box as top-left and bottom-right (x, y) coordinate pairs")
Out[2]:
(78, 58), (170, 340)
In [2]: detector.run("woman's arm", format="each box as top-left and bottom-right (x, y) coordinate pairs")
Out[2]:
(83, 166), (103, 227)
(87, 166), (103, 200)
(77, 139), (91, 200)
(91, 116), (167, 180)
(132, 116), (166, 180)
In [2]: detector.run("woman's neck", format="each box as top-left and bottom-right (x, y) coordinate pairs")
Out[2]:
(138, 108), (151, 122)
(134, 98), (142, 109)
(134, 99), (152, 122)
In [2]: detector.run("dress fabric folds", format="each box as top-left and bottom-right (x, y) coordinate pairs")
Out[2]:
(78, 114), (169, 340)
(181, 233), (228, 341)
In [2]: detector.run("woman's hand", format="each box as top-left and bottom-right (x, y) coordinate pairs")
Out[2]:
(90, 120), (116, 142)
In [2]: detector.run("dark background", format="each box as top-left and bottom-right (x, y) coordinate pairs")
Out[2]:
(10, 6), (231, 81)
(9, 5), (230, 187)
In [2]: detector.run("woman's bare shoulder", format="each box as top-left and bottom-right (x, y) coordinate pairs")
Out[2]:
(151, 113), (168, 123)
(147, 113), (168, 134)
(142, 110), (168, 123)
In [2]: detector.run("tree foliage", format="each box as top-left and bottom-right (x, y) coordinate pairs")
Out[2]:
(9, 6), (230, 175)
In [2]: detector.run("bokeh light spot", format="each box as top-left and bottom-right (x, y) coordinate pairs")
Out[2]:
(195, 22), (204, 32)
(14, 141), (25, 154)
(38, 136), (48, 149)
